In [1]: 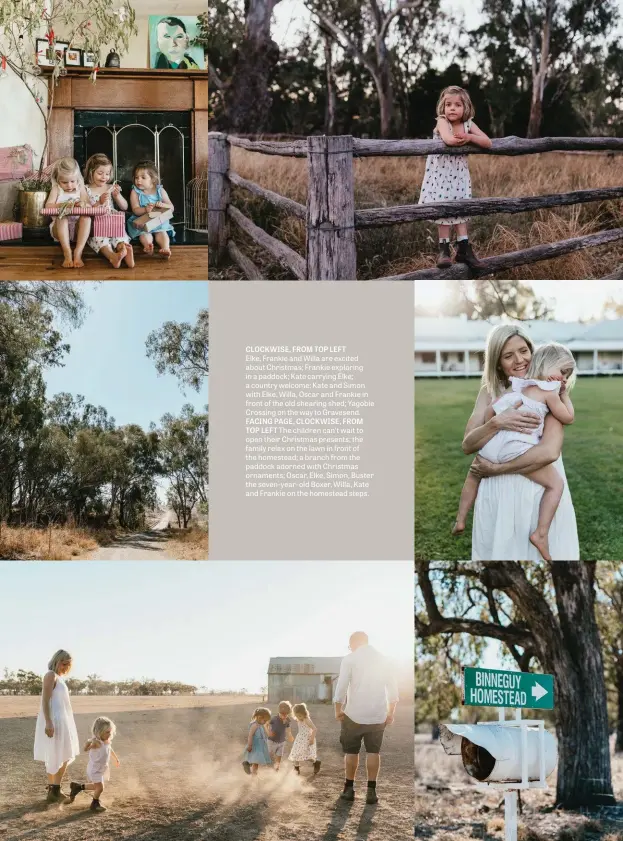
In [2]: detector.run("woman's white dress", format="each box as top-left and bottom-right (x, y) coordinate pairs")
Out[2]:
(34, 674), (80, 774)
(288, 721), (317, 763)
(472, 457), (579, 560)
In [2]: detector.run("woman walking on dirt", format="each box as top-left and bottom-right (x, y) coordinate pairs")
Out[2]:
(34, 650), (80, 803)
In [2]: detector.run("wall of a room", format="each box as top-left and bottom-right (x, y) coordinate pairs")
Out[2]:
(0, 19), (152, 216)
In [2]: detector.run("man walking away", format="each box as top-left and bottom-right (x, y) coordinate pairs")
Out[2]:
(333, 631), (398, 805)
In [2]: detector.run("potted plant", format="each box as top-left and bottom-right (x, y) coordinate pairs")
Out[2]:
(0, 0), (137, 227)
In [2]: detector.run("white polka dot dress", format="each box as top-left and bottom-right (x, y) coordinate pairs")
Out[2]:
(288, 721), (317, 763)
(418, 118), (472, 225)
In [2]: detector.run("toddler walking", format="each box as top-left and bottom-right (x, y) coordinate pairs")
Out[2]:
(242, 707), (273, 775)
(84, 154), (134, 268)
(418, 86), (492, 270)
(453, 343), (576, 561)
(69, 716), (120, 813)
(289, 703), (321, 777)
(45, 157), (92, 268)
(267, 701), (295, 770)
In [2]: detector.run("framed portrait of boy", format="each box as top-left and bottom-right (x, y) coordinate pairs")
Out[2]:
(148, 16), (205, 70)
(65, 48), (82, 67)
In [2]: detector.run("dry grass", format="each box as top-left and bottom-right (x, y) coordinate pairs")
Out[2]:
(213, 149), (623, 280)
(0, 524), (118, 561)
(165, 526), (209, 560)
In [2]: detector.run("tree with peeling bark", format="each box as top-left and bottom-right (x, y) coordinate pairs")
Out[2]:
(415, 561), (615, 808)
(307, 0), (430, 138)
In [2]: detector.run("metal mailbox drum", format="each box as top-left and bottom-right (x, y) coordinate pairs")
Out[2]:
(439, 723), (558, 783)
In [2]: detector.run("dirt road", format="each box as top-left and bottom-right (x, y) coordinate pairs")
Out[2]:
(80, 511), (177, 561)
(0, 698), (413, 841)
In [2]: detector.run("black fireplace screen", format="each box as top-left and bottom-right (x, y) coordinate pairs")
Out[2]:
(74, 111), (192, 229)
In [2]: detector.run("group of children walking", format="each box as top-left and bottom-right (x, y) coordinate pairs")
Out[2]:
(243, 701), (322, 778)
(45, 154), (175, 269)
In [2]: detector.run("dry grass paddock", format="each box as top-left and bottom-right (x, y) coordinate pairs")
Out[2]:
(165, 527), (209, 561)
(415, 734), (623, 841)
(214, 149), (623, 280)
(0, 696), (413, 841)
(0, 525), (114, 561)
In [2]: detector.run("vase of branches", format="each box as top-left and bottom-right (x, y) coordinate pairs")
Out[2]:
(0, 0), (137, 226)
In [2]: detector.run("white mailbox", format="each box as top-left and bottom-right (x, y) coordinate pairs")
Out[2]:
(439, 722), (557, 784)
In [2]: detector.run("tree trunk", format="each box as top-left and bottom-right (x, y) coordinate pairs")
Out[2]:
(375, 40), (394, 138)
(615, 663), (623, 753)
(546, 565), (614, 806)
(323, 33), (336, 135)
(526, 0), (554, 139)
(227, 0), (282, 132)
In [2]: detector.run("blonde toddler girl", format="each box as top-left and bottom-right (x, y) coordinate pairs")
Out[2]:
(45, 158), (91, 268)
(69, 716), (120, 813)
(289, 703), (321, 777)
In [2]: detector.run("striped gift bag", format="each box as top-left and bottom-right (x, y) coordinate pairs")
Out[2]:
(0, 221), (22, 241)
(94, 212), (126, 238)
(42, 205), (108, 216)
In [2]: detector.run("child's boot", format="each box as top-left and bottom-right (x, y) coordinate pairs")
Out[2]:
(242, 760), (251, 775)
(313, 760), (321, 776)
(436, 241), (452, 269)
(69, 782), (85, 803)
(454, 238), (483, 270)
(293, 764), (300, 774)
(90, 799), (107, 813)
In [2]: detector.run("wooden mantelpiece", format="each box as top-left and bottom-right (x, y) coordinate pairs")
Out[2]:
(47, 67), (208, 176)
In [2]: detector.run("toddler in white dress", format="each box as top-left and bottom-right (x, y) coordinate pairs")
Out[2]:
(84, 153), (134, 269)
(69, 716), (120, 813)
(44, 157), (92, 269)
(453, 343), (576, 561)
(288, 703), (321, 777)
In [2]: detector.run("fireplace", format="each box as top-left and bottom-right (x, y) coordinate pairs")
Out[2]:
(46, 67), (208, 240)
(74, 110), (192, 231)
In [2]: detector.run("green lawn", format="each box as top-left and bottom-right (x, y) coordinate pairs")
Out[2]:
(415, 377), (623, 561)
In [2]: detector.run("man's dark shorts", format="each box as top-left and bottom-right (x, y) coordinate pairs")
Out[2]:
(340, 715), (386, 755)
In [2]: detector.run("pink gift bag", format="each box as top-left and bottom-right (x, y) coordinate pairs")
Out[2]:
(0, 222), (23, 241)
(0, 145), (35, 181)
(93, 212), (126, 239)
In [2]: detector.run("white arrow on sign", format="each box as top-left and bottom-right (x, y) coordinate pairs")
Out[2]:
(531, 681), (548, 701)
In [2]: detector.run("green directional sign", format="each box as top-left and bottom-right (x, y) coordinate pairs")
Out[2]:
(462, 667), (554, 710)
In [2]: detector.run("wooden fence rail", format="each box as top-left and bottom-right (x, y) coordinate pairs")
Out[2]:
(208, 131), (623, 280)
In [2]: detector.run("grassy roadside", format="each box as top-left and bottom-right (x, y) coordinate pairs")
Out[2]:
(0, 524), (123, 561)
(164, 526), (209, 560)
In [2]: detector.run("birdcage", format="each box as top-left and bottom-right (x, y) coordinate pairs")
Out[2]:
(185, 171), (208, 233)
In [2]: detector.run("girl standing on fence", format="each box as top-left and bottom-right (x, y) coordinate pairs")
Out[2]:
(418, 86), (492, 270)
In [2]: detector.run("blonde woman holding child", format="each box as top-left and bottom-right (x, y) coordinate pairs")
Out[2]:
(69, 716), (120, 813)
(462, 324), (580, 560)
(289, 703), (321, 777)
(454, 342), (576, 561)
(45, 158), (92, 268)
(33, 649), (80, 803)
(418, 86), (492, 270)
(84, 154), (134, 269)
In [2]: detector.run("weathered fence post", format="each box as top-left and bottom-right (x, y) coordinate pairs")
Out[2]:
(208, 131), (230, 266)
(306, 135), (356, 280)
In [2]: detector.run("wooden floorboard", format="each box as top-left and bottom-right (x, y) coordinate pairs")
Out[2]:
(0, 246), (208, 280)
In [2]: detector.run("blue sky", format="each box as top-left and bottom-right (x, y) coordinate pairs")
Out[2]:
(0, 561), (413, 692)
(43, 281), (209, 431)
